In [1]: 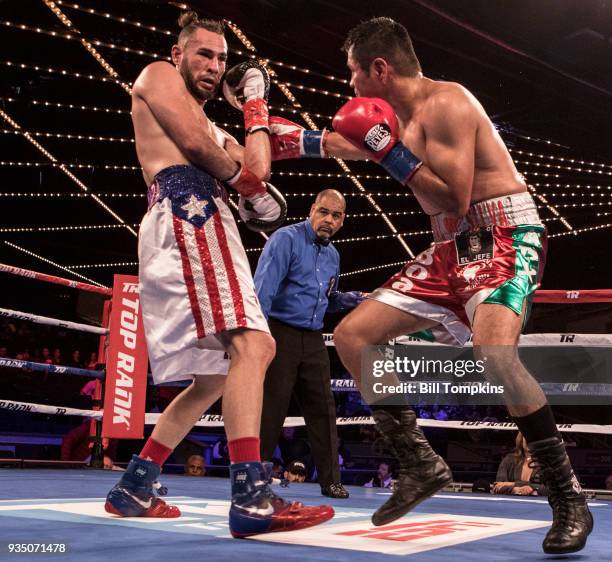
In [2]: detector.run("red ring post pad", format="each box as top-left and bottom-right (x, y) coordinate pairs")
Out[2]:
(102, 275), (148, 439)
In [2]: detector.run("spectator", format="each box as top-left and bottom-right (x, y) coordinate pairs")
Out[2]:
(69, 350), (82, 367)
(184, 454), (206, 477)
(284, 461), (307, 483)
(0, 345), (7, 358)
(605, 474), (612, 491)
(86, 352), (98, 370)
(482, 406), (499, 423)
(270, 458), (284, 479)
(40, 347), (53, 364)
(432, 405), (449, 421)
(493, 432), (547, 496)
(363, 462), (393, 488)
(61, 419), (117, 462)
(104, 455), (124, 471)
(52, 348), (62, 365)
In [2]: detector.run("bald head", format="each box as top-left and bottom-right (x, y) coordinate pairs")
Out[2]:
(314, 189), (346, 209)
(185, 454), (206, 477)
(309, 189), (346, 241)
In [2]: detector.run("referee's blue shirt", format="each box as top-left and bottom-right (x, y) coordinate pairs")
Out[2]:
(254, 220), (362, 330)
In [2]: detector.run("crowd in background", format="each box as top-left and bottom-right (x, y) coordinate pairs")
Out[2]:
(2, 318), (611, 491)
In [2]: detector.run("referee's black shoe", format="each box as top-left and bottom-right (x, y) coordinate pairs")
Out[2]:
(321, 483), (350, 499)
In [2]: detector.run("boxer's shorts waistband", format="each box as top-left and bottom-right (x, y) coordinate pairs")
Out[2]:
(430, 191), (542, 242)
(147, 164), (228, 210)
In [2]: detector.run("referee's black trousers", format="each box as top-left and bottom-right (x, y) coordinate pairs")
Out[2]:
(259, 317), (340, 487)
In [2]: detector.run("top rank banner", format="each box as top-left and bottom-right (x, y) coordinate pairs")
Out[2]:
(102, 275), (148, 439)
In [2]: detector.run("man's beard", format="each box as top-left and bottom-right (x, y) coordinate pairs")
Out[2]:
(180, 62), (217, 103)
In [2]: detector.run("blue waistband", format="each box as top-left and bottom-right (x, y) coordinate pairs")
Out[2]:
(148, 165), (226, 209)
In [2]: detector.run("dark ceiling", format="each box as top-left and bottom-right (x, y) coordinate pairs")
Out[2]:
(1, 0), (611, 308)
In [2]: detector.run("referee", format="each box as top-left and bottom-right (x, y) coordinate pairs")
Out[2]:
(254, 189), (364, 498)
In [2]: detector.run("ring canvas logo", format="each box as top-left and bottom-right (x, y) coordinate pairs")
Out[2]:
(0, 498), (549, 556)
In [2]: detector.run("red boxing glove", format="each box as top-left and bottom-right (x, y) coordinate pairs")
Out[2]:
(225, 165), (266, 197)
(332, 97), (422, 183)
(269, 116), (328, 161)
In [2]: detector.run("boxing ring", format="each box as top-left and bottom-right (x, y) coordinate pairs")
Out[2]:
(1, 262), (612, 560)
(1, 2), (612, 559)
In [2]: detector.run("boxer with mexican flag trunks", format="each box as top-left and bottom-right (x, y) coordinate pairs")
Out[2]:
(267, 16), (591, 556)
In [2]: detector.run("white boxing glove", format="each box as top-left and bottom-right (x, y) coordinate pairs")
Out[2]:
(238, 183), (287, 233)
(222, 61), (270, 134)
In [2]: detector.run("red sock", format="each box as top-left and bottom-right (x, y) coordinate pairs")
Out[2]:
(228, 437), (261, 464)
(139, 437), (173, 466)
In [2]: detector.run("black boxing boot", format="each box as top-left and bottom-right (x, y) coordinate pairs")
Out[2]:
(371, 409), (453, 526)
(528, 436), (593, 554)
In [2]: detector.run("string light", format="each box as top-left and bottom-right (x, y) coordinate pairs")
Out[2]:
(0, 192), (145, 198)
(5, 0), (606, 266)
(269, 104), (332, 121)
(527, 185), (572, 231)
(1, 129), (134, 143)
(501, 129), (570, 150)
(516, 158), (612, 176)
(42, 1), (132, 94)
(0, 107), (136, 236)
(340, 261), (407, 277)
(510, 149), (612, 171)
(0, 161), (141, 171)
(551, 202), (612, 208)
(55, 1), (174, 35)
(548, 223), (612, 238)
(54, 3), (352, 87)
(271, 79), (350, 100)
(523, 171), (562, 179)
(0, 223), (138, 234)
(2, 241), (106, 286)
(3, 18), (172, 66)
(286, 210), (423, 221)
(65, 261), (138, 270)
(274, 171), (391, 180)
(0, 95), (130, 115)
(532, 182), (611, 192)
(1, 60), (122, 85)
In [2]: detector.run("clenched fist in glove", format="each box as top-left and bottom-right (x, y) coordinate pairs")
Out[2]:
(332, 97), (422, 184)
(223, 61), (270, 134)
(226, 165), (287, 232)
(269, 117), (328, 160)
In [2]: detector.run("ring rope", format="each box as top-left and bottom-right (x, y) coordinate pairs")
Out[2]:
(0, 262), (112, 295)
(1, 399), (610, 434)
(0, 307), (107, 335)
(0, 357), (104, 379)
(1, 358), (609, 396)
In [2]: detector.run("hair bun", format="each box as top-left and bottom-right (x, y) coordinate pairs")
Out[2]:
(178, 10), (199, 29)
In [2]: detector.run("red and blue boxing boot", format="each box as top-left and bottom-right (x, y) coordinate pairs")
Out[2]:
(105, 454), (180, 518)
(229, 461), (334, 538)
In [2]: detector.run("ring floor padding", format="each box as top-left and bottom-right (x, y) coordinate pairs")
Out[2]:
(0, 469), (608, 561)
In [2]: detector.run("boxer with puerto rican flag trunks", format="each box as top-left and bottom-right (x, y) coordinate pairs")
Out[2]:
(265, 16), (591, 556)
(105, 10), (333, 538)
